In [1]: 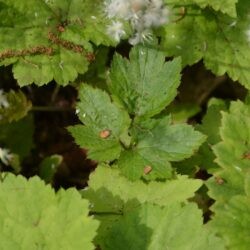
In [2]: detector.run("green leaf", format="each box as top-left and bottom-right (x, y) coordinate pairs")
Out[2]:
(161, 2), (250, 89)
(83, 165), (204, 248)
(0, 115), (34, 159)
(207, 167), (245, 207)
(70, 0), (115, 46)
(0, 0), (113, 86)
(12, 50), (89, 86)
(245, 172), (250, 196)
(206, 101), (250, 249)
(169, 0), (238, 17)
(206, 101), (250, 210)
(109, 46), (182, 119)
(0, 90), (32, 124)
(0, 173), (99, 250)
(83, 165), (202, 210)
(85, 167), (221, 250)
(197, 99), (227, 145)
(194, 99), (228, 172)
(214, 101), (250, 172)
(69, 84), (130, 162)
(147, 203), (225, 250)
(164, 102), (201, 123)
(161, 6), (205, 66)
(94, 202), (225, 250)
(69, 125), (122, 161)
(203, 1), (250, 89)
(76, 84), (130, 136)
(118, 117), (206, 180)
(136, 117), (206, 161)
(209, 195), (250, 250)
(39, 154), (63, 183)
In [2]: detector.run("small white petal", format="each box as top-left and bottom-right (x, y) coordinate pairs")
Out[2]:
(107, 21), (126, 42)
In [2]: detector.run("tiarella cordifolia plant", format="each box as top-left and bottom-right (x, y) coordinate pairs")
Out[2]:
(69, 46), (206, 181)
(0, 0), (250, 249)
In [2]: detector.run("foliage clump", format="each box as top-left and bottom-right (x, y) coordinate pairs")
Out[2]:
(0, 0), (249, 249)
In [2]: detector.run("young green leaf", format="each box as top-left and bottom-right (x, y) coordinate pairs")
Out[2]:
(69, 125), (122, 161)
(109, 46), (182, 118)
(0, 173), (99, 250)
(119, 117), (206, 180)
(68, 47), (204, 180)
(69, 84), (130, 161)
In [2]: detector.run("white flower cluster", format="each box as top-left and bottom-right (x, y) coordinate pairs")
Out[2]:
(105, 0), (169, 44)
(0, 147), (13, 165)
(0, 90), (9, 109)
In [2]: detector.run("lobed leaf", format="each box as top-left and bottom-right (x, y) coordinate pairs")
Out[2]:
(0, 173), (99, 250)
(119, 117), (206, 180)
(161, 1), (250, 89)
(209, 195), (250, 250)
(83, 165), (203, 210)
(83, 166), (223, 250)
(206, 101), (250, 249)
(109, 46), (182, 119)
(0, 0), (113, 86)
(69, 84), (130, 162)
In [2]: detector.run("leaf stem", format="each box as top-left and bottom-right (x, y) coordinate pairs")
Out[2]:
(51, 85), (60, 103)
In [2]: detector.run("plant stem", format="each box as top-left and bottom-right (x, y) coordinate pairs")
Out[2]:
(51, 84), (60, 103)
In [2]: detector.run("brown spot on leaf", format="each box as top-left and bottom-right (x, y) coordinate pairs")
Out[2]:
(215, 176), (224, 185)
(57, 25), (65, 33)
(143, 165), (152, 175)
(242, 151), (250, 159)
(99, 130), (111, 139)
